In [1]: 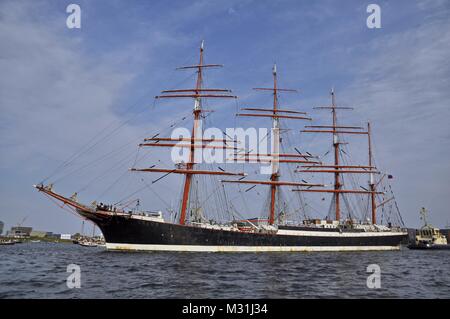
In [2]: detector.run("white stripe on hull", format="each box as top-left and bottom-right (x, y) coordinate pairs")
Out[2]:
(105, 243), (401, 252)
(277, 229), (406, 237)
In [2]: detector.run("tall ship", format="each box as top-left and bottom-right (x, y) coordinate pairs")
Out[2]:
(35, 42), (407, 252)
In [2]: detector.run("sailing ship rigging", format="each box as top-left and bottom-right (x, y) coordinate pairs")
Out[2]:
(224, 63), (320, 226)
(34, 41), (407, 252)
(296, 89), (381, 223)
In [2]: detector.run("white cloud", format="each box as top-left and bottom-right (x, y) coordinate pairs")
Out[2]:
(0, 1), (172, 232)
(0, 2), (136, 169)
(338, 7), (450, 227)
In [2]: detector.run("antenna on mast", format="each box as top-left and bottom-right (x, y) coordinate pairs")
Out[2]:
(420, 207), (428, 226)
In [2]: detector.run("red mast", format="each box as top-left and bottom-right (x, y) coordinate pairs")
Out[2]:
(135, 41), (241, 225)
(229, 65), (317, 225)
(179, 41), (204, 225)
(331, 89), (341, 220)
(299, 89), (382, 221)
(269, 64), (279, 225)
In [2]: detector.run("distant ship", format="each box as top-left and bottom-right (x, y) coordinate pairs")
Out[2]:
(0, 239), (15, 246)
(78, 240), (98, 248)
(73, 221), (103, 247)
(35, 41), (407, 252)
(408, 208), (450, 250)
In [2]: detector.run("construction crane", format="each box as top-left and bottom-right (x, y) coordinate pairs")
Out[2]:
(17, 216), (28, 227)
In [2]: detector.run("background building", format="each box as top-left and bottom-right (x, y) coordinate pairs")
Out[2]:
(0, 221), (4, 235)
(7, 226), (32, 238)
(60, 234), (72, 240)
(30, 230), (53, 238)
(46, 233), (61, 240)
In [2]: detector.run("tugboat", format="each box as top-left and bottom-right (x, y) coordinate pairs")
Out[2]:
(408, 208), (450, 250)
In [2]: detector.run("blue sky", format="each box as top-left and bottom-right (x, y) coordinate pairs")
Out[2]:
(0, 0), (449, 234)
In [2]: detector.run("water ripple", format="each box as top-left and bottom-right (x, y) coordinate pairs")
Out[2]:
(0, 243), (449, 298)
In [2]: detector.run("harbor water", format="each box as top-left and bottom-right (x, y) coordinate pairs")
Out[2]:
(0, 242), (449, 298)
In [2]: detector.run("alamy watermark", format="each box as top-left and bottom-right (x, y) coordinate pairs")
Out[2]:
(366, 4), (381, 29)
(169, 122), (280, 175)
(66, 4), (81, 29)
(366, 264), (381, 289)
(64, 4), (380, 30)
(66, 263), (81, 289)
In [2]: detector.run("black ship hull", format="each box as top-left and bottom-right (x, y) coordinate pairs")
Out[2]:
(79, 210), (407, 252)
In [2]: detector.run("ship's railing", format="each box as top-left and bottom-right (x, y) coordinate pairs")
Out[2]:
(190, 222), (235, 231)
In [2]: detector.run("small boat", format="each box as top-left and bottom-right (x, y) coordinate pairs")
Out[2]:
(408, 208), (450, 250)
(30, 240), (41, 243)
(0, 239), (15, 245)
(78, 240), (98, 247)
